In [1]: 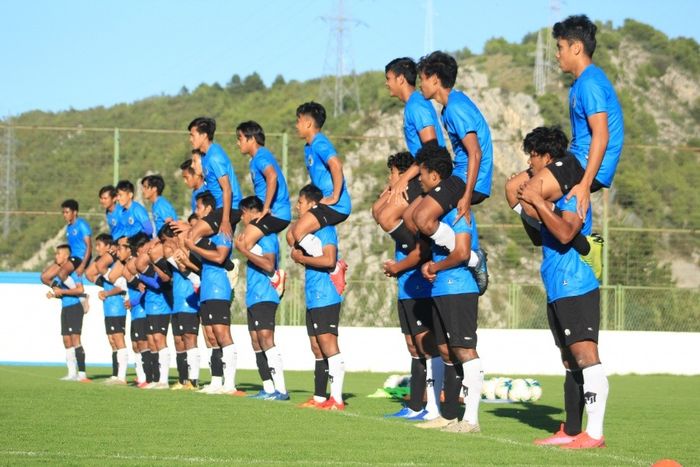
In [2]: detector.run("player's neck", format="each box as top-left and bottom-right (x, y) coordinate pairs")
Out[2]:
(435, 87), (451, 106)
(399, 87), (414, 103)
(200, 140), (212, 154)
(572, 58), (593, 78)
(305, 130), (320, 144)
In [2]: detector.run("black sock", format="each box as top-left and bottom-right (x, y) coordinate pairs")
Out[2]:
(210, 348), (223, 377)
(152, 351), (160, 382)
(442, 363), (461, 420)
(255, 351), (272, 383)
(388, 222), (417, 251)
(176, 352), (188, 384)
(75, 346), (86, 372)
(314, 359), (330, 398)
(564, 370), (585, 436)
(112, 351), (118, 377)
(408, 357), (427, 412)
(142, 351), (152, 383)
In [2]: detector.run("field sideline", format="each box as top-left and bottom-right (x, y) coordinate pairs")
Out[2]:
(1, 366), (696, 465)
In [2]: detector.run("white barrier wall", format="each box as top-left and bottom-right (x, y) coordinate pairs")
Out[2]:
(2, 282), (699, 375)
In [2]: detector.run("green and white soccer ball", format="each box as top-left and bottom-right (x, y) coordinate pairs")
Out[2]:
(495, 378), (513, 400)
(526, 378), (543, 401)
(481, 378), (497, 400)
(508, 378), (531, 402)
(383, 374), (403, 388)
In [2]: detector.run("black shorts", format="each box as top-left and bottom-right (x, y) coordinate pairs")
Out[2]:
(544, 154), (606, 195)
(200, 300), (231, 326)
(130, 317), (148, 342)
(69, 256), (90, 269)
(547, 289), (601, 348)
(397, 298), (433, 336)
(201, 207), (242, 234)
(426, 175), (466, 212)
(308, 203), (349, 228)
(431, 294), (479, 348)
(247, 301), (278, 331)
(104, 316), (126, 335)
(61, 304), (84, 336)
(306, 303), (341, 336)
(172, 312), (200, 336)
(406, 176), (424, 204)
(251, 214), (290, 236)
(147, 314), (170, 335)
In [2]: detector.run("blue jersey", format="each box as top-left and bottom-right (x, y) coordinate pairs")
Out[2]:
(172, 269), (199, 314)
(304, 133), (352, 216)
(102, 280), (126, 318)
(246, 233), (280, 308)
(404, 91), (445, 156)
(58, 271), (82, 308)
(191, 183), (207, 215)
(250, 147), (292, 221)
(540, 196), (598, 302)
(304, 226), (342, 309)
(430, 209), (480, 297)
(395, 242), (433, 300)
(201, 143), (243, 210)
(200, 233), (232, 302)
(120, 201), (153, 238)
(441, 89), (493, 196)
(152, 196), (178, 234)
(126, 285), (146, 320)
(66, 218), (92, 260)
(568, 64), (624, 188)
(142, 272), (171, 316)
(106, 205), (124, 240)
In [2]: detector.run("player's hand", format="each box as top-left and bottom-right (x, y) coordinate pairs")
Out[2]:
(233, 234), (246, 252)
(383, 259), (398, 277)
(219, 221), (233, 240)
(254, 207), (270, 221)
(454, 195), (472, 226)
(290, 248), (304, 264)
(46, 290), (55, 299)
(421, 261), (437, 282)
(320, 196), (337, 206)
(565, 182), (590, 219)
(76, 265), (85, 276)
(387, 181), (409, 206)
(52, 287), (64, 297)
(518, 180), (544, 206)
(124, 298), (131, 310)
(169, 219), (191, 235)
(137, 283), (146, 293)
(98, 291), (107, 301)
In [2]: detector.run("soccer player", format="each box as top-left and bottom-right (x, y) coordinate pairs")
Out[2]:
(290, 185), (346, 410)
(55, 199), (92, 285)
(142, 174), (178, 233)
(381, 152), (443, 421)
(185, 191), (243, 396)
(180, 157), (207, 216)
(516, 126), (609, 449)
(373, 57), (445, 250)
(115, 180), (153, 238)
(234, 195), (288, 401)
(98, 185), (124, 240)
(413, 146), (483, 433)
(40, 244), (90, 382)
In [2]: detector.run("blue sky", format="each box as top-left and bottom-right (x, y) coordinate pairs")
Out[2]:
(3, 0), (698, 116)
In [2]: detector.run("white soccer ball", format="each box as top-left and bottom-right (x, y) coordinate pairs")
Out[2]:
(383, 374), (403, 388)
(526, 379), (543, 401)
(481, 378), (497, 400)
(398, 375), (411, 387)
(509, 379), (531, 402)
(495, 378), (512, 400)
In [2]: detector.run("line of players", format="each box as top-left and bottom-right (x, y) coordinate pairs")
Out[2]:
(41, 14), (619, 447)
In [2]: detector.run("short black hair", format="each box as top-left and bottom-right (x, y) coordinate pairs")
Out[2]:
(552, 15), (597, 58)
(385, 57), (417, 87)
(128, 232), (150, 255)
(142, 174), (165, 195)
(195, 191), (216, 210)
(61, 199), (79, 212)
(523, 126), (569, 160)
(299, 184), (323, 203)
(98, 185), (116, 197)
(296, 102), (326, 129)
(240, 195), (263, 212)
(56, 243), (72, 254)
(417, 51), (458, 89)
(417, 145), (453, 180)
(157, 223), (175, 240)
(180, 159), (195, 174)
(387, 151), (415, 174)
(95, 233), (113, 246)
(187, 213), (198, 223)
(116, 180), (135, 194)
(188, 117), (216, 141)
(236, 120), (266, 146)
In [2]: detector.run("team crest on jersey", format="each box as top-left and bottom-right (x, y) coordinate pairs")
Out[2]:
(110, 219), (117, 226)
(128, 217), (134, 225)
(307, 156), (314, 167)
(70, 229), (78, 235)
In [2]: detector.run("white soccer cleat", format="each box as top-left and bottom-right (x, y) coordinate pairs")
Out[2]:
(60, 374), (78, 381)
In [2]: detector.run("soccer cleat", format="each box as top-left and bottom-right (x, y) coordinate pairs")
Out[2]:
(264, 391), (291, 401)
(469, 248), (489, 296)
(270, 269), (287, 297)
(170, 382), (184, 391)
(367, 388), (391, 398)
(298, 398), (325, 408)
(248, 390), (275, 399)
(415, 416), (457, 429)
(441, 420), (481, 434)
(559, 432), (606, 449)
(60, 374), (77, 381)
(384, 406), (421, 419)
(137, 381), (150, 389)
(580, 233), (604, 281)
(182, 381), (198, 391)
(77, 377), (93, 383)
(150, 382), (169, 390)
(330, 259), (348, 295)
(199, 384), (223, 394)
(227, 258), (241, 289)
(318, 397), (345, 411)
(533, 423), (577, 446)
(224, 389), (247, 397)
(405, 409), (440, 422)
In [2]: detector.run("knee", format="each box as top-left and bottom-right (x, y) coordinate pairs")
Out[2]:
(413, 208), (436, 235)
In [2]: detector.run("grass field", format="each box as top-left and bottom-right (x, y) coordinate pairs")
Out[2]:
(1, 366), (696, 466)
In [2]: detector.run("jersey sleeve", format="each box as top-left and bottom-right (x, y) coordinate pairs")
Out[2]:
(210, 154), (229, 180)
(315, 138), (338, 165)
(80, 219), (92, 237)
(317, 227), (338, 249)
(579, 78), (608, 117)
(408, 101), (438, 133)
(448, 103), (478, 140)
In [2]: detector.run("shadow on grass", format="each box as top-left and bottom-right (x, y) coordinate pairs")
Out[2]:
(488, 403), (562, 432)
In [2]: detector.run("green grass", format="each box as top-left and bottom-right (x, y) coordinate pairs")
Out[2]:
(0, 366), (696, 465)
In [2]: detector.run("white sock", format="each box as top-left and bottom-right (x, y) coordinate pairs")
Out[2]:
(187, 272), (201, 289)
(135, 351), (146, 383)
(327, 353), (345, 403)
(187, 348), (200, 381)
(264, 346), (287, 394)
(250, 244), (263, 256)
(582, 364), (609, 439)
(461, 358), (484, 425)
(298, 234), (323, 257)
(221, 344), (238, 391)
(65, 347), (77, 377)
(116, 348), (128, 381)
(167, 257), (179, 269)
(467, 251), (479, 268)
(430, 222), (455, 251)
(514, 203), (542, 229)
(209, 375), (222, 389)
(102, 269), (112, 281)
(63, 276), (76, 289)
(78, 370), (87, 379)
(158, 348), (170, 384)
(425, 356), (443, 416)
(263, 379), (275, 393)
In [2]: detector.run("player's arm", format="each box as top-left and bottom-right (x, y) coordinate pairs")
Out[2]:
(456, 132), (482, 222)
(323, 157), (344, 206)
(138, 207), (154, 237)
(187, 239), (230, 265)
(384, 238), (430, 277)
(429, 232), (471, 274)
(291, 244), (337, 270)
(521, 185), (582, 244)
(54, 281), (85, 297)
(260, 165), (278, 219)
(234, 234), (275, 273)
(218, 174), (233, 238)
(78, 235), (92, 275)
(567, 112), (609, 218)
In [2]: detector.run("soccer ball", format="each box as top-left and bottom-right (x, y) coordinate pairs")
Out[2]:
(508, 379), (531, 402)
(526, 378), (543, 401)
(383, 374), (403, 388)
(481, 378), (497, 400)
(495, 378), (512, 400)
